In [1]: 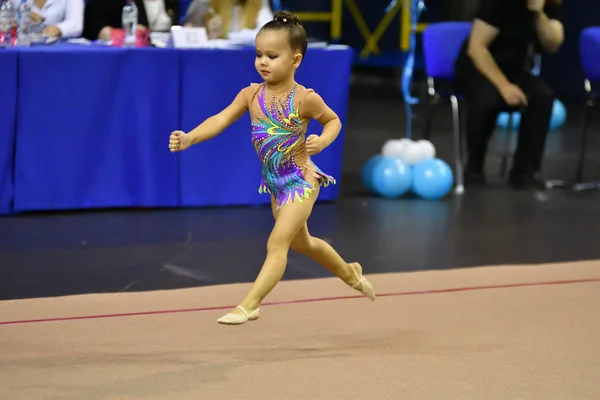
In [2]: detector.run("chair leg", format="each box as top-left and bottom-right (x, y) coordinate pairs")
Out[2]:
(572, 96), (600, 191)
(450, 95), (464, 195)
(422, 95), (437, 141)
(547, 93), (599, 191)
(575, 98), (592, 184)
(499, 113), (514, 179)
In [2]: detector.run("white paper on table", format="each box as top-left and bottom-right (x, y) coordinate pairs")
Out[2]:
(66, 38), (92, 45)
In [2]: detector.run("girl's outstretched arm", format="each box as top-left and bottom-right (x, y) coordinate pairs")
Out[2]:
(169, 101), (246, 152)
(187, 102), (247, 145)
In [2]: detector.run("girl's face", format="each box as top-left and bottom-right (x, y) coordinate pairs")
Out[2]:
(254, 30), (301, 85)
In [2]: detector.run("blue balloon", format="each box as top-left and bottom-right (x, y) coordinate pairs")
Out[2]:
(550, 99), (566, 130)
(372, 157), (413, 199)
(497, 112), (521, 129)
(497, 99), (566, 132)
(361, 155), (383, 193)
(412, 158), (454, 200)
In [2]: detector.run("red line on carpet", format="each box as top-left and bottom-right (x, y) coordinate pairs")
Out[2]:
(1, 277), (599, 326)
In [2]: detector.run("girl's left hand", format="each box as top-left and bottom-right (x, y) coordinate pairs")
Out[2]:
(305, 134), (325, 155)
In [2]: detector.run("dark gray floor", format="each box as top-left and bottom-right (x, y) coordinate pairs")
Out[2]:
(1, 79), (599, 301)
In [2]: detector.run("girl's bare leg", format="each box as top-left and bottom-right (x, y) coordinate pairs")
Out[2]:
(271, 197), (375, 299)
(217, 187), (320, 323)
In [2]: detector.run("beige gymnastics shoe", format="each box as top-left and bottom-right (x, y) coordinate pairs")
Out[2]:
(217, 305), (260, 325)
(350, 262), (376, 301)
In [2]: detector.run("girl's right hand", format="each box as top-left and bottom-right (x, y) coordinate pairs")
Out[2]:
(169, 130), (191, 152)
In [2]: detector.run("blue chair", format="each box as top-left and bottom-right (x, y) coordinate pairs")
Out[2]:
(271, 0), (281, 10)
(573, 27), (600, 191)
(421, 22), (521, 194)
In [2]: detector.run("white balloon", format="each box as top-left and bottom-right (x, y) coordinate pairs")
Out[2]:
(417, 140), (436, 160)
(398, 138), (412, 148)
(381, 139), (405, 158)
(398, 141), (424, 165)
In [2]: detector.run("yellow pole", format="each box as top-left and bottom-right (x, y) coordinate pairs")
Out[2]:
(344, 0), (381, 55)
(360, 2), (401, 58)
(331, 0), (342, 41)
(294, 12), (332, 22)
(401, 0), (411, 51)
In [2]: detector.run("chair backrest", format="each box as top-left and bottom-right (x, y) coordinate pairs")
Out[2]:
(271, 0), (282, 11)
(580, 27), (600, 82)
(422, 22), (472, 80)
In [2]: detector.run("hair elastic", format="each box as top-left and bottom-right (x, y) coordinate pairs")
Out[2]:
(274, 16), (296, 24)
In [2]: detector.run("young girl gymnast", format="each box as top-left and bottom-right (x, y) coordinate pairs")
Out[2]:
(168, 10), (376, 325)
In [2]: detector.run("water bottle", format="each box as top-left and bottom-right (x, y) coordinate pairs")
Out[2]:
(16, 0), (31, 46)
(121, 0), (138, 47)
(0, 0), (15, 48)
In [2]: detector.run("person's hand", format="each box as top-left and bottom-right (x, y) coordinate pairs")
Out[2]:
(305, 134), (325, 155)
(206, 15), (222, 39)
(30, 12), (45, 24)
(98, 26), (112, 41)
(43, 25), (62, 38)
(499, 83), (528, 107)
(169, 130), (192, 152)
(527, 0), (545, 12)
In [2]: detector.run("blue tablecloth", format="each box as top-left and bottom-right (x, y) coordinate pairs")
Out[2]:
(8, 43), (352, 212)
(13, 44), (181, 212)
(0, 50), (17, 215)
(178, 46), (353, 207)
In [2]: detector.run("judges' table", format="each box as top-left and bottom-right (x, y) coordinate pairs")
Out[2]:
(13, 44), (181, 212)
(177, 45), (353, 207)
(10, 43), (353, 212)
(0, 50), (18, 215)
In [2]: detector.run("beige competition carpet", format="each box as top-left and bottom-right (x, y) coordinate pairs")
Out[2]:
(1, 260), (600, 399)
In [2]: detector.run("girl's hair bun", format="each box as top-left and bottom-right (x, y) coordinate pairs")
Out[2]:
(260, 10), (307, 56)
(273, 10), (301, 25)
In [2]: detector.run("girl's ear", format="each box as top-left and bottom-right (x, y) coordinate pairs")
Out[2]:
(292, 52), (303, 69)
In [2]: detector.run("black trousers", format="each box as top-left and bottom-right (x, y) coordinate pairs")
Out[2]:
(455, 68), (555, 177)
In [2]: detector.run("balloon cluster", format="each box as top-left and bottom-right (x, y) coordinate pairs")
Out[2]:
(362, 139), (454, 200)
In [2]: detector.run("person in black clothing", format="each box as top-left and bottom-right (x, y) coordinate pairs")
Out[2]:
(82, 0), (151, 41)
(454, 0), (564, 189)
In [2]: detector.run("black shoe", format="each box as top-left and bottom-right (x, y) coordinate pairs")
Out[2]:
(508, 171), (547, 190)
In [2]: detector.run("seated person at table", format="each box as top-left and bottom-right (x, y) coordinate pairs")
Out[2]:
(82, 0), (149, 41)
(10, 0), (84, 39)
(181, 0), (216, 35)
(142, 0), (180, 32)
(454, 0), (563, 189)
(183, 0), (273, 39)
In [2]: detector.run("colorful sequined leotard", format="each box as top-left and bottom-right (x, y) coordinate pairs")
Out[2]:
(233, 82), (336, 209)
